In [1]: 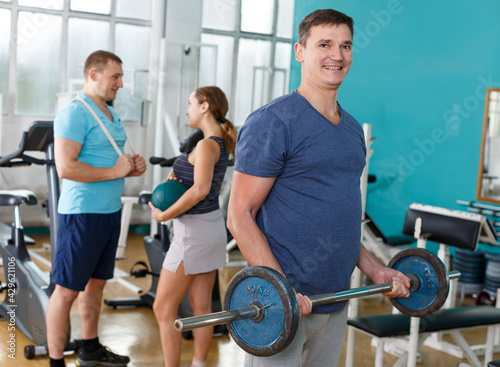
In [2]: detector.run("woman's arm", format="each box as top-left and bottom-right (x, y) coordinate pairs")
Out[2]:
(149, 138), (219, 221)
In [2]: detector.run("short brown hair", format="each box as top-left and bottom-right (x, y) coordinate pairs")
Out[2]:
(83, 50), (122, 79)
(298, 9), (354, 46)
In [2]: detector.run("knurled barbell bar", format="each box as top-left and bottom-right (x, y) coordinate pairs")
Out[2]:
(174, 248), (460, 357)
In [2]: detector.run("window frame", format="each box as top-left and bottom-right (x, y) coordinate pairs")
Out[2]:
(201, 0), (294, 126)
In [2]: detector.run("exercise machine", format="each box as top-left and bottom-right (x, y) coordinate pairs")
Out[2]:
(0, 121), (80, 359)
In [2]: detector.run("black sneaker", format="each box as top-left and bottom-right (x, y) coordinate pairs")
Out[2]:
(76, 345), (130, 366)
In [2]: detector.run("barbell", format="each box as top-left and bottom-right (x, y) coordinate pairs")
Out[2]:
(174, 248), (460, 357)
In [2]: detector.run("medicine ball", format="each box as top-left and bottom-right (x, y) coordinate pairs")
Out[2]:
(151, 180), (187, 211)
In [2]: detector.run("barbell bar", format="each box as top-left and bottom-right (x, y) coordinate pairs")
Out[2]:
(174, 248), (460, 356)
(174, 271), (461, 331)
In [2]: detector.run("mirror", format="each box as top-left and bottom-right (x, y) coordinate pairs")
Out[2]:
(477, 88), (500, 204)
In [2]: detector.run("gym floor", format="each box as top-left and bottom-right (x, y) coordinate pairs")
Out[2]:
(0, 231), (498, 367)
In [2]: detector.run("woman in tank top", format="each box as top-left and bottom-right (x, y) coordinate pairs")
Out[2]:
(149, 86), (237, 367)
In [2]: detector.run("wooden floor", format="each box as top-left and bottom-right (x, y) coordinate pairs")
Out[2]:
(1, 231), (499, 366)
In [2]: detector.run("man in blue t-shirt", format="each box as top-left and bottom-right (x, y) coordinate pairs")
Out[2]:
(227, 9), (411, 367)
(46, 50), (146, 367)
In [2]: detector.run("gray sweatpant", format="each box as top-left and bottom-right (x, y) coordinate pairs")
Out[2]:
(244, 305), (349, 367)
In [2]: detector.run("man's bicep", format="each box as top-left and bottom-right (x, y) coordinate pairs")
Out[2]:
(54, 137), (83, 173)
(230, 171), (276, 216)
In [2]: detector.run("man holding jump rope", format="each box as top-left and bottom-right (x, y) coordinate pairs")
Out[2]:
(46, 50), (146, 367)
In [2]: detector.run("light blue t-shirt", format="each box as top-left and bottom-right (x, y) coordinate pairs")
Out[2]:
(234, 90), (366, 313)
(54, 93), (126, 214)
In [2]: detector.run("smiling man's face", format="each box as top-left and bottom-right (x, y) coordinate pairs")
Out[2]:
(295, 23), (353, 91)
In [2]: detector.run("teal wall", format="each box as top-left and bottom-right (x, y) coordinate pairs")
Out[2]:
(291, 0), (500, 240)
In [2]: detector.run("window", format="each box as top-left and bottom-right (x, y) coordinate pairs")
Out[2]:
(0, 0), (152, 120)
(116, 0), (152, 21)
(67, 18), (110, 87)
(202, 0), (236, 32)
(240, 0), (274, 34)
(201, 0), (295, 127)
(0, 9), (10, 114)
(276, 0), (294, 38)
(70, 0), (111, 15)
(234, 38), (272, 124)
(199, 33), (234, 98)
(19, 0), (63, 9)
(114, 23), (151, 122)
(16, 11), (62, 115)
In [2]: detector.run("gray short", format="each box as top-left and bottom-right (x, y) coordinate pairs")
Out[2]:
(163, 209), (227, 275)
(244, 306), (349, 367)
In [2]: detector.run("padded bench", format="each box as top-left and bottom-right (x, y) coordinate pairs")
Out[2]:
(348, 305), (500, 367)
(348, 306), (500, 338)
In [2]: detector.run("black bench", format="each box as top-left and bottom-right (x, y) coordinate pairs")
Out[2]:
(349, 305), (500, 338)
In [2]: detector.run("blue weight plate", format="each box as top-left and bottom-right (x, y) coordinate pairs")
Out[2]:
(483, 283), (499, 292)
(484, 279), (500, 287)
(458, 281), (484, 294)
(453, 266), (485, 275)
(485, 269), (500, 278)
(486, 265), (500, 272)
(486, 264), (500, 273)
(453, 258), (486, 269)
(487, 262), (500, 273)
(454, 268), (484, 276)
(486, 253), (500, 264)
(456, 248), (485, 257)
(457, 275), (484, 284)
(388, 248), (449, 317)
(456, 270), (484, 279)
(455, 253), (486, 263)
(486, 253), (500, 262)
(223, 266), (299, 357)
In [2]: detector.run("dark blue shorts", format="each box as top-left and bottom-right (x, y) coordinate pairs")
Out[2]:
(52, 211), (121, 291)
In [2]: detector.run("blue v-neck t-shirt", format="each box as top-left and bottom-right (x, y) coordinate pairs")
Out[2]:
(234, 90), (366, 313)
